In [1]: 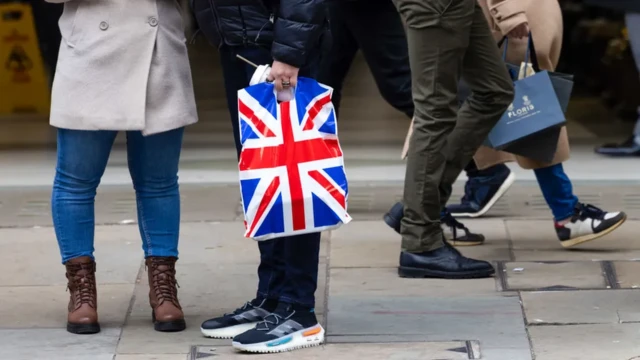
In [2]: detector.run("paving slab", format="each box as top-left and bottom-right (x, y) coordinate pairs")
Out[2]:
(184, 342), (477, 360)
(116, 356), (187, 360)
(327, 295), (530, 358)
(529, 323), (640, 360)
(117, 315), (228, 354)
(0, 328), (120, 360)
(0, 284), (134, 329)
(521, 290), (640, 325)
(504, 262), (606, 290)
(0, 226), (144, 286)
(613, 261), (640, 289)
(329, 267), (500, 298)
(329, 221), (510, 268)
(509, 220), (640, 261)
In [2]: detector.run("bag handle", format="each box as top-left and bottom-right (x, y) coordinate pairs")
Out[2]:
(498, 33), (541, 73)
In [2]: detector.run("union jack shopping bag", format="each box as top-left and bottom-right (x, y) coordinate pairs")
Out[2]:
(237, 77), (352, 241)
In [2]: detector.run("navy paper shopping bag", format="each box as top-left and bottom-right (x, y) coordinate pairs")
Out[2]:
(483, 36), (567, 152)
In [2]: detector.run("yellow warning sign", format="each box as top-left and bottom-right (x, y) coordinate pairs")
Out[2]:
(0, 3), (50, 115)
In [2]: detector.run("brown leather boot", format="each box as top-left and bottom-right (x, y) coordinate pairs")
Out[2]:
(146, 257), (186, 332)
(65, 257), (100, 334)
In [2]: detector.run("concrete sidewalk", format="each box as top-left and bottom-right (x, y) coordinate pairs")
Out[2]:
(1, 183), (640, 360)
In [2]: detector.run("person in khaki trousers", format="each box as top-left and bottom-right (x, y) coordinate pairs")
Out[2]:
(391, 0), (515, 279)
(47, 0), (197, 334)
(393, 0), (627, 250)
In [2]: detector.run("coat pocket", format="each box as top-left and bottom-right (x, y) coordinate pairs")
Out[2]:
(58, 2), (85, 49)
(393, 0), (454, 29)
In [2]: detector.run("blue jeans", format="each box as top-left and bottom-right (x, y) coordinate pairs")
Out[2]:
(468, 162), (578, 221)
(534, 163), (579, 221)
(52, 128), (184, 263)
(219, 44), (321, 308)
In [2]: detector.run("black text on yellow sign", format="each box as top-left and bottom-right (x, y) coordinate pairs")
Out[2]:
(0, 3), (50, 115)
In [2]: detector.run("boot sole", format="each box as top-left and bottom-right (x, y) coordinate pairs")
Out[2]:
(67, 322), (101, 335)
(152, 312), (186, 332)
(561, 215), (627, 248)
(398, 266), (495, 279)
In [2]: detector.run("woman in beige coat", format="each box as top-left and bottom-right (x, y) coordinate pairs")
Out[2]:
(47, 0), (197, 335)
(445, 0), (627, 248)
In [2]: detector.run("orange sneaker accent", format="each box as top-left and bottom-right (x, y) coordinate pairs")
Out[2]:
(303, 326), (322, 337)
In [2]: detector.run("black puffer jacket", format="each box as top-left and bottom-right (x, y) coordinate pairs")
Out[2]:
(192, 0), (327, 68)
(583, 0), (640, 13)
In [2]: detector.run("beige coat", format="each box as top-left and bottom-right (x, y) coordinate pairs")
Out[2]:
(402, 0), (568, 170)
(46, 0), (198, 135)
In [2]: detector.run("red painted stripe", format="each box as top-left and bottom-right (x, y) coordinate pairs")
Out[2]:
(238, 100), (276, 137)
(247, 177), (281, 237)
(281, 102), (306, 231)
(303, 95), (332, 131)
(308, 170), (345, 208)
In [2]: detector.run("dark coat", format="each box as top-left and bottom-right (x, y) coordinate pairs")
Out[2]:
(583, 0), (640, 13)
(192, 0), (327, 67)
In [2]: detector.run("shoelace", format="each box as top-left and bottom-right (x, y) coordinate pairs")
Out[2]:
(256, 309), (295, 331)
(225, 302), (253, 317)
(441, 211), (471, 239)
(67, 263), (97, 308)
(148, 260), (180, 306)
(579, 203), (605, 220)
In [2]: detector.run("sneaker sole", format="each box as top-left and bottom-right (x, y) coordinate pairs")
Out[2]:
(561, 215), (627, 248)
(201, 323), (258, 339)
(232, 325), (325, 353)
(452, 172), (516, 218)
(447, 240), (484, 247)
(398, 266), (495, 279)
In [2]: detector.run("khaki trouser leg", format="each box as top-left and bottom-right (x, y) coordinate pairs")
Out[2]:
(397, 0), (514, 253)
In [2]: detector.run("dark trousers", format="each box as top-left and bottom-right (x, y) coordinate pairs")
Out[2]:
(30, 1), (63, 79)
(317, 0), (414, 118)
(394, 0), (514, 252)
(218, 45), (321, 308)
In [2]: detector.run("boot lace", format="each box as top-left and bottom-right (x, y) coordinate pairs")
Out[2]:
(148, 258), (180, 308)
(66, 263), (97, 309)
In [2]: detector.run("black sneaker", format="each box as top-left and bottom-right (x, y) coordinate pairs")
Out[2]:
(383, 202), (485, 246)
(201, 298), (275, 339)
(447, 165), (515, 218)
(232, 303), (325, 353)
(594, 136), (640, 157)
(441, 210), (485, 246)
(556, 203), (627, 248)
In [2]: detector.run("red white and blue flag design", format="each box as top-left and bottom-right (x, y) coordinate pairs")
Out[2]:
(238, 78), (351, 240)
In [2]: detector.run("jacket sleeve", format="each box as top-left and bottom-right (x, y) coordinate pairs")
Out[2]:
(487, 0), (529, 36)
(272, 0), (326, 68)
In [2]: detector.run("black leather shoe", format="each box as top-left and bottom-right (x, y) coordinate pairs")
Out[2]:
(594, 136), (640, 157)
(398, 244), (495, 279)
(383, 202), (403, 233)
